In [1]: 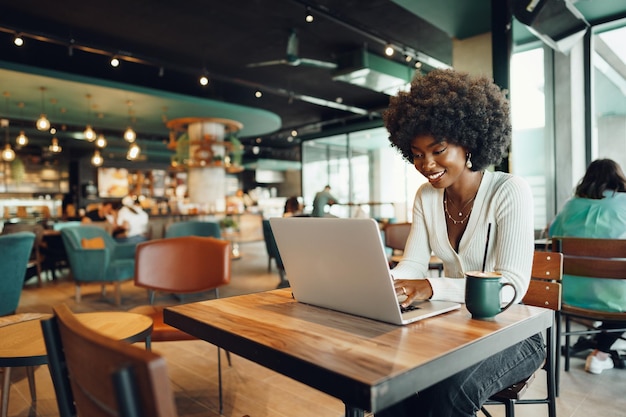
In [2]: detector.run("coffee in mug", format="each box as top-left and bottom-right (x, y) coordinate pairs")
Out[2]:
(464, 271), (517, 320)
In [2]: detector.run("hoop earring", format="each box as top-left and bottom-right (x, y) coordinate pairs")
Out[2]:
(465, 153), (473, 169)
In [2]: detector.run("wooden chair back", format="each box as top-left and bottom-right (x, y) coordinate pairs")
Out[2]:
(384, 222), (411, 253)
(42, 304), (178, 417)
(483, 250), (562, 417)
(523, 251), (563, 312)
(552, 236), (626, 320)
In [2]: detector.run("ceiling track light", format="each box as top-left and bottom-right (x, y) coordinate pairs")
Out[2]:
(199, 73), (209, 86)
(13, 33), (24, 47)
(384, 43), (395, 57)
(36, 87), (51, 131)
(305, 6), (314, 23)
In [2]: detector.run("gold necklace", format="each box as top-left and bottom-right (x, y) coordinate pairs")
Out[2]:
(447, 194), (476, 217)
(443, 172), (484, 225)
(443, 196), (473, 225)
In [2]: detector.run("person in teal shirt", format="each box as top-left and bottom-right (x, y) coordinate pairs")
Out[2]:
(549, 158), (626, 374)
(311, 185), (337, 217)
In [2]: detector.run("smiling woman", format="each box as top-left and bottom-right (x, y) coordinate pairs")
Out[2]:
(377, 68), (543, 417)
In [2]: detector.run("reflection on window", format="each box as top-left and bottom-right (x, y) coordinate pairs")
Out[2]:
(301, 127), (425, 222)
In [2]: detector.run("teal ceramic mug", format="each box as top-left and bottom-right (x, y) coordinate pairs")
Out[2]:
(464, 271), (517, 320)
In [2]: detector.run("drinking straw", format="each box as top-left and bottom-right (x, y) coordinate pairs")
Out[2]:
(481, 223), (492, 272)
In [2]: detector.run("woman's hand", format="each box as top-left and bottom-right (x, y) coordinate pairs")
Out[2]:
(394, 279), (433, 307)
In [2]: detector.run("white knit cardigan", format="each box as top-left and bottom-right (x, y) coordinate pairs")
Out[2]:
(391, 170), (535, 304)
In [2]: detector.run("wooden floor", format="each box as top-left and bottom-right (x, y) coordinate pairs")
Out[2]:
(5, 240), (626, 417)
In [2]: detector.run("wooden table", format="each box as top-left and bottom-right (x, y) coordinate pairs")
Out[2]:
(164, 289), (552, 416)
(0, 312), (153, 417)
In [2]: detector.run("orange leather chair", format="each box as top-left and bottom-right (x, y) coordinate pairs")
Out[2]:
(129, 236), (231, 414)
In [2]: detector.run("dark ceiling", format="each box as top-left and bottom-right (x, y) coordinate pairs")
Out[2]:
(0, 0), (625, 163)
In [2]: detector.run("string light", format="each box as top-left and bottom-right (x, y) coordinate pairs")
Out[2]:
(13, 34), (24, 47)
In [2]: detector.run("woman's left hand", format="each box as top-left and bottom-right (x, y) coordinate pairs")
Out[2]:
(394, 279), (433, 307)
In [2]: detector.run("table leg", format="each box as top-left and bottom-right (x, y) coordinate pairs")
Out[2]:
(2, 367), (11, 417)
(345, 404), (365, 417)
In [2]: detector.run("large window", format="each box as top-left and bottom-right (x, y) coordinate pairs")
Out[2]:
(510, 47), (549, 231)
(301, 127), (426, 222)
(592, 22), (626, 169)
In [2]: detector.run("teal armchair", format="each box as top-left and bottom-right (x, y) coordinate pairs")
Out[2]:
(60, 226), (136, 305)
(0, 231), (35, 316)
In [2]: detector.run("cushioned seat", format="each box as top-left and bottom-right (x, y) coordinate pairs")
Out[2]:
(60, 225), (137, 305)
(129, 235), (231, 414)
(0, 231), (38, 417)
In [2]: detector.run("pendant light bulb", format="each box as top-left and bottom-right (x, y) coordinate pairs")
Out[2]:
(16, 130), (28, 146)
(95, 134), (107, 148)
(36, 114), (50, 131)
(2, 143), (16, 161)
(36, 87), (50, 131)
(124, 127), (136, 143)
(91, 149), (103, 166)
(49, 137), (62, 153)
(84, 125), (96, 141)
(127, 143), (140, 160)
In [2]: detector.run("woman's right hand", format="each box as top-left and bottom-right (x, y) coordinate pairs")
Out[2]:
(394, 279), (433, 307)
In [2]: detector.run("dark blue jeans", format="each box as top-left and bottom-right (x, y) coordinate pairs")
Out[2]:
(375, 333), (545, 417)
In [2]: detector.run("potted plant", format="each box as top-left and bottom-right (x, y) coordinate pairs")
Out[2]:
(219, 216), (238, 233)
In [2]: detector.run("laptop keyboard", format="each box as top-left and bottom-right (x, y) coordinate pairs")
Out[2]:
(400, 304), (420, 313)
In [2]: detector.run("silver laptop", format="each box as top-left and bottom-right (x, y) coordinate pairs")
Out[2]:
(269, 217), (460, 325)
